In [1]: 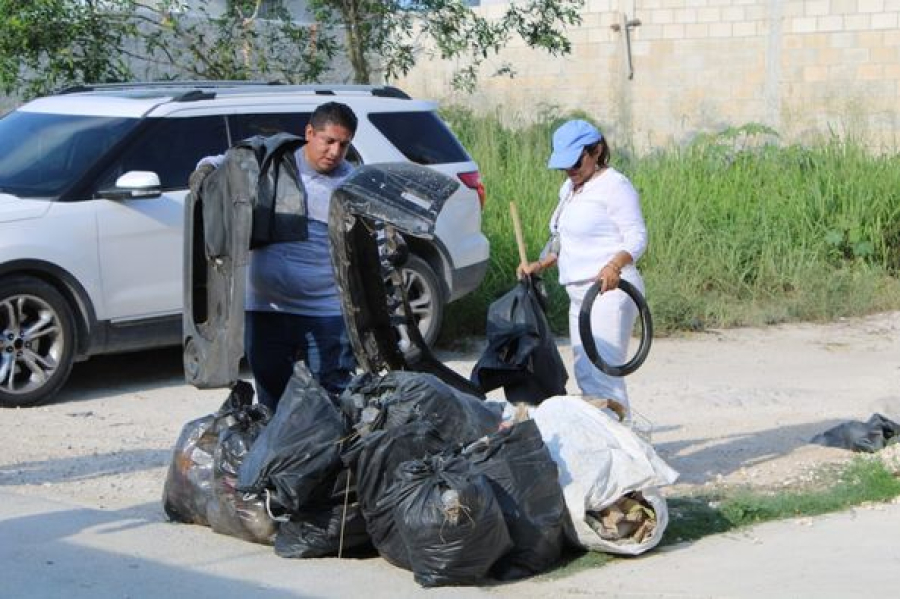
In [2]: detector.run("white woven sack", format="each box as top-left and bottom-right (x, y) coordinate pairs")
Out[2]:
(531, 396), (679, 555)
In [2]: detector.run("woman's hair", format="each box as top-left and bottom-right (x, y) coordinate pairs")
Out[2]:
(585, 139), (610, 168)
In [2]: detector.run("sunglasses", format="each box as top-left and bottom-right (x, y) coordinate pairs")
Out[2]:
(569, 143), (599, 170)
(568, 150), (587, 170)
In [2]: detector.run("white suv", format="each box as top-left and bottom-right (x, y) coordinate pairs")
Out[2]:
(0, 83), (489, 407)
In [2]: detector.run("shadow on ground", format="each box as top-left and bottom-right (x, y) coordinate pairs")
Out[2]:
(53, 347), (251, 405)
(0, 448), (171, 489)
(655, 419), (849, 485)
(0, 496), (321, 599)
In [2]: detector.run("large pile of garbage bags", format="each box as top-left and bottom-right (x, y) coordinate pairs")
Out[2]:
(163, 364), (678, 587)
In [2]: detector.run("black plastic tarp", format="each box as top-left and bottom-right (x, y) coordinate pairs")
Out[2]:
(812, 413), (900, 452)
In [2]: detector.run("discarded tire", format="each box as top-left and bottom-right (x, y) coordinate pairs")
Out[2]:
(577, 279), (652, 377)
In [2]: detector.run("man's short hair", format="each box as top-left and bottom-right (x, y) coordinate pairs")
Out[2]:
(309, 101), (358, 135)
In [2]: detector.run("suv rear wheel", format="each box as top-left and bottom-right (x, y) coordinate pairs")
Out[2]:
(0, 276), (76, 408)
(402, 255), (444, 348)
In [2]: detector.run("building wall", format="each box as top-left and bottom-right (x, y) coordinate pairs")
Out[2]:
(395, 0), (900, 151)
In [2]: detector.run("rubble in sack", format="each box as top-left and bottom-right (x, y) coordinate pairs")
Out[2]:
(586, 492), (657, 544)
(470, 276), (568, 405)
(164, 373), (683, 583)
(530, 395), (679, 556)
(274, 502), (371, 559)
(270, 464), (372, 559)
(340, 370), (502, 573)
(352, 421), (451, 568)
(162, 412), (219, 526)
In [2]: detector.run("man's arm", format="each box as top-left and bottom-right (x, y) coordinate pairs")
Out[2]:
(188, 154), (225, 197)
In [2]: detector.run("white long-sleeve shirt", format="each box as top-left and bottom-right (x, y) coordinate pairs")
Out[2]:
(549, 167), (648, 286)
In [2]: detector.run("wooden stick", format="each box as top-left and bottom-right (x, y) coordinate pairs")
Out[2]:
(509, 201), (529, 267)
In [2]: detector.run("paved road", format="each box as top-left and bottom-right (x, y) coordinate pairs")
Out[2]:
(3, 488), (898, 599)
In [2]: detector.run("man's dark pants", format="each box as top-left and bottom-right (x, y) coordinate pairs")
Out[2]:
(245, 311), (355, 411)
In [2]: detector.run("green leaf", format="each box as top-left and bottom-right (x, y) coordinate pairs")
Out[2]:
(852, 241), (874, 258)
(824, 230), (844, 247)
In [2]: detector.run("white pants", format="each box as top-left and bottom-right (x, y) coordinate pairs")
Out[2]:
(566, 267), (645, 415)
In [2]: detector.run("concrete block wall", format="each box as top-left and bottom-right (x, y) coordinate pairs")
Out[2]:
(395, 0), (900, 152)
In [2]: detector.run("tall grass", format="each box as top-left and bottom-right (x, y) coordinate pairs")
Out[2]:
(439, 109), (900, 341)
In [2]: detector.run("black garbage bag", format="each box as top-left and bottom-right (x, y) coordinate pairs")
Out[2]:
(812, 413), (900, 453)
(390, 455), (513, 587)
(236, 362), (348, 514)
(470, 277), (568, 405)
(207, 401), (276, 544)
(274, 467), (372, 558)
(162, 413), (220, 525)
(353, 421), (451, 567)
(339, 370), (501, 445)
(163, 381), (257, 525)
(464, 419), (577, 580)
(275, 504), (370, 558)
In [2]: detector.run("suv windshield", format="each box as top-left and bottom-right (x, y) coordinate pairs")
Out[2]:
(0, 111), (139, 198)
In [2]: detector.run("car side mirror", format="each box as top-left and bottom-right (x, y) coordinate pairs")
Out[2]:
(96, 171), (162, 200)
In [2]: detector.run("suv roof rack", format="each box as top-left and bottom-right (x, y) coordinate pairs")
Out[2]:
(55, 81), (411, 100)
(56, 81), (283, 94)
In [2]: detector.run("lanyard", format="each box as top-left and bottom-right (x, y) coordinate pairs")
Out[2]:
(551, 187), (577, 235)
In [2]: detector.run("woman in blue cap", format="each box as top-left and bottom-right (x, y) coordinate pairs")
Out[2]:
(519, 119), (647, 418)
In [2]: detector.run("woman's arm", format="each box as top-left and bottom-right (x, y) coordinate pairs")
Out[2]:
(597, 176), (646, 291)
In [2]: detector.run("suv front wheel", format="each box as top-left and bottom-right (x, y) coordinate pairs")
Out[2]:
(0, 276), (77, 408)
(401, 255), (444, 348)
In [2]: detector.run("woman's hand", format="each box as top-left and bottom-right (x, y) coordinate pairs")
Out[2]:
(598, 262), (621, 293)
(517, 261), (543, 279)
(518, 254), (556, 279)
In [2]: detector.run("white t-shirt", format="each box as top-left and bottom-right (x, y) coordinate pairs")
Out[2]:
(549, 167), (647, 286)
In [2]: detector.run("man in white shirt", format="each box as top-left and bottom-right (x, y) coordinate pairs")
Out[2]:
(194, 102), (358, 410)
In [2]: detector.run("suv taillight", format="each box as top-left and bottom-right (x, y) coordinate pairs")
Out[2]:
(458, 171), (486, 209)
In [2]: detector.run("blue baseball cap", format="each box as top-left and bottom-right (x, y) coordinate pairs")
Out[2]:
(547, 120), (603, 169)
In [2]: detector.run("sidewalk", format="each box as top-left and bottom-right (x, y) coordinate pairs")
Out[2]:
(2, 489), (897, 599)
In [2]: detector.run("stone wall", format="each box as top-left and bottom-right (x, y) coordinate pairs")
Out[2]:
(396, 0), (900, 152)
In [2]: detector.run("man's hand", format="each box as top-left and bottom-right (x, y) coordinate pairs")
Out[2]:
(188, 163), (216, 198)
